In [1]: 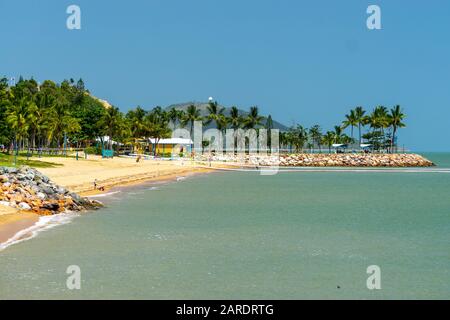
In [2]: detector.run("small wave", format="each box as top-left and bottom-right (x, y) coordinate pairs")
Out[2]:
(148, 187), (159, 191)
(0, 213), (79, 251)
(87, 191), (121, 198)
(176, 176), (186, 181)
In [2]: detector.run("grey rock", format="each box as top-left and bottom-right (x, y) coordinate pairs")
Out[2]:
(0, 166), (102, 213)
(41, 186), (55, 195)
(5, 167), (17, 174)
(36, 192), (47, 200)
(18, 202), (32, 210)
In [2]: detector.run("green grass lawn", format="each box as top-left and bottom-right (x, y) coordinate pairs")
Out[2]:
(15, 151), (77, 159)
(0, 153), (63, 168)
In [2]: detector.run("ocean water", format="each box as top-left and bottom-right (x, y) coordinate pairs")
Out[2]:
(0, 153), (449, 299)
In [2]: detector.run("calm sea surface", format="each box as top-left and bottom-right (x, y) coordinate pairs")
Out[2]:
(0, 153), (449, 299)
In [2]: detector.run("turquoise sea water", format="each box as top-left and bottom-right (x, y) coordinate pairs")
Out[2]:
(0, 153), (449, 299)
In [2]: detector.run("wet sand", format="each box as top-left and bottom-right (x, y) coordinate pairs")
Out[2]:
(0, 212), (39, 244)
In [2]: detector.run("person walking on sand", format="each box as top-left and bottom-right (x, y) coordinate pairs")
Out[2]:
(94, 179), (97, 190)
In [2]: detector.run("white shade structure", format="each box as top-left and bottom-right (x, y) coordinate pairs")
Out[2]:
(148, 138), (193, 145)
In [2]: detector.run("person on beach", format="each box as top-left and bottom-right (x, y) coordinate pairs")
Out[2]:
(94, 179), (105, 191)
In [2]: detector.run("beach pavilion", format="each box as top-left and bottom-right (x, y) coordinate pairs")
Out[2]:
(332, 143), (348, 153)
(148, 138), (193, 156)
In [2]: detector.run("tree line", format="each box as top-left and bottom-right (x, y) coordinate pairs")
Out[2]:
(0, 77), (405, 155)
(283, 105), (406, 153)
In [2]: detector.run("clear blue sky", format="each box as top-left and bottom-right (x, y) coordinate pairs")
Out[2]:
(1, 0), (449, 151)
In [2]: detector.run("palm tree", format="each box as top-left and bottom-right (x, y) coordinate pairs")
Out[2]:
(176, 109), (185, 129)
(309, 125), (322, 153)
(215, 114), (228, 154)
(42, 91), (81, 148)
(26, 101), (41, 152)
(368, 106), (390, 151)
(205, 101), (225, 129)
(333, 125), (344, 144)
(243, 106), (265, 129)
(354, 106), (366, 147)
(145, 109), (171, 156)
(322, 131), (335, 153)
(168, 107), (185, 129)
(342, 109), (358, 143)
(126, 106), (147, 138)
(279, 131), (291, 153)
(6, 96), (32, 152)
(98, 106), (123, 150)
(389, 105), (406, 153)
(228, 106), (242, 130)
(181, 104), (202, 137)
(288, 125), (308, 153)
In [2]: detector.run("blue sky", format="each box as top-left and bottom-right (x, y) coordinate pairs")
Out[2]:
(1, 0), (449, 151)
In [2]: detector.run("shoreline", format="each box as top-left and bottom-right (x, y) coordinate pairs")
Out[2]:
(0, 160), (213, 249)
(0, 212), (39, 245)
(78, 165), (213, 197)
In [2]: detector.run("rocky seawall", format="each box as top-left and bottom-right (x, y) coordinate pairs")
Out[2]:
(202, 153), (435, 167)
(275, 153), (435, 167)
(0, 166), (102, 215)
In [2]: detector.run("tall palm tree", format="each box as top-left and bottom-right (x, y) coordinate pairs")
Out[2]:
(265, 114), (274, 130)
(215, 114), (228, 153)
(168, 107), (185, 129)
(176, 109), (185, 129)
(389, 105), (406, 153)
(205, 101), (225, 129)
(333, 125), (344, 144)
(368, 106), (389, 151)
(243, 106), (264, 129)
(342, 109), (358, 142)
(126, 106), (147, 138)
(279, 131), (290, 153)
(309, 125), (322, 153)
(322, 131), (335, 153)
(289, 125), (308, 153)
(354, 106), (366, 146)
(98, 106), (123, 150)
(228, 106), (242, 130)
(6, 96), (32, 152)
(181, 104), (202, 137)
(145, 109), (171, 156)
(26, 101), (41, 151)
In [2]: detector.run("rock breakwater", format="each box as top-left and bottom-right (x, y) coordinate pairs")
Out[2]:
(201, 153), (435, 167)
(0, 166), (102, 215)
(275, 153), (434, 167)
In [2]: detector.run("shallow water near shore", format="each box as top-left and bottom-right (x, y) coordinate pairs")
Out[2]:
(0, 153), (449, 299)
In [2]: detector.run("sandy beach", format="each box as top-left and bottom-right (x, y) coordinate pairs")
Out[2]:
(0, 155), (212, 247)
(35, 155), (212, 195)
(0, 211), (39, 244)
